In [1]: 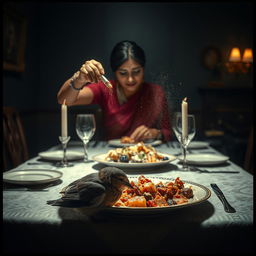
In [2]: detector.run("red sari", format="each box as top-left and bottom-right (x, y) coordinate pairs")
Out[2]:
(87, 80), (172, 141)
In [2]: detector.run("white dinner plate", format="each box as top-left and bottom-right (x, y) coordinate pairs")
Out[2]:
(108, 139), (162, 147)
(38, 150), (84, 161)
(3, 169), (63, 185)
(188, 141), (209, 149)
(92, 153), (176, 168)
(180, 154), (229, 166)
(102, 176), (211, 214)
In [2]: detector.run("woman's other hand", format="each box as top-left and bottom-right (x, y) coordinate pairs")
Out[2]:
(130, 125), (160, 142)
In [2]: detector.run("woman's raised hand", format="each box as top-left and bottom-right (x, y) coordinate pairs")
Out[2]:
(76, 59), (105, 84)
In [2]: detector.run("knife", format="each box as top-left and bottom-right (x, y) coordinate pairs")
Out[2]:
(210, 183), (236, 213)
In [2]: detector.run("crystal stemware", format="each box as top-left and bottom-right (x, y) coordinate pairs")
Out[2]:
(172, 112), (196, 170)
(75, 114), (96, 162)
(56, 136), (73, 167)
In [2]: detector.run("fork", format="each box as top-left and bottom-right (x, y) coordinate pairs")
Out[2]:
(210, 183), (236, 213)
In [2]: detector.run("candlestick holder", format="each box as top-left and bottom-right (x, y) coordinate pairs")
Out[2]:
(56, 136), (74, 167)
(172, 113), (196, 170)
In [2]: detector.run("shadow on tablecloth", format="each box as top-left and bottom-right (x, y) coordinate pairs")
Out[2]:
(55, 201), (217, 253)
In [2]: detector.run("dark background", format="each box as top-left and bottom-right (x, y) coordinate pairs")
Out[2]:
(3, 1), (254, 170)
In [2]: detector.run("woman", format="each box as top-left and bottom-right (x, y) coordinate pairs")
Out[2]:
(57, 40), (171, 142)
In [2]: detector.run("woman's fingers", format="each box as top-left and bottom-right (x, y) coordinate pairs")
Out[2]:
(80, 60), (105, 83)
(91, 60), (105, 75)
(89, 63), (103, 83)
(80, 65), (90, 79)
(130, 126), (160, 142)
(85, 60), (104, 82)
(131, 126), (151, 142)
(80, 64), (95, 82)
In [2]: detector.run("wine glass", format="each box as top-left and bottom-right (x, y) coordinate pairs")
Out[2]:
(172, 112), (196, 170)
(76, 114), (96, 162)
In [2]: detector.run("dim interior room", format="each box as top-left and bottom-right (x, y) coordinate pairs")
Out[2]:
(3, 1), (253, 172)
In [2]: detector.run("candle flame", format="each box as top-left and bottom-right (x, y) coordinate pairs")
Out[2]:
(63, 99), (66, 105)
(183, 97), (187, 102)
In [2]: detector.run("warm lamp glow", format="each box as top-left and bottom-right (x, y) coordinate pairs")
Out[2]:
(242, 48), (253, 63)
(226, 47), (253, 74)
(229, 47), (241, 62)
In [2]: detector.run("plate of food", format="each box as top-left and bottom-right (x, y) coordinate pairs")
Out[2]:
(103, 175), (211, 214)
(108, 137), (162, 147)
(38, 150), (84, 161)
(3, 169), (63, 185)
(92, 142), (176, 168)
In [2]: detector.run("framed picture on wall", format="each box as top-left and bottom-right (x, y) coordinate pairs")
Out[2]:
(3, 7), (27, 72)
(201, 47), (222, 70)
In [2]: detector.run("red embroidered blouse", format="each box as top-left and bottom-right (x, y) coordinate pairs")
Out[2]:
(87, 80), (172, 141)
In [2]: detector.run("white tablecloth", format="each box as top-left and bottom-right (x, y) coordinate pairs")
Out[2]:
(3, 141), (254, 254)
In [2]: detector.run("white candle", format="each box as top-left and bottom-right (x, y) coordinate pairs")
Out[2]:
(61, 99), (68, 137)
(182, 97), (188, 138)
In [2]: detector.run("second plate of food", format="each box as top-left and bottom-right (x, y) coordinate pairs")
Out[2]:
(108, 139), (162, 147)
(92, 152), (176, 168)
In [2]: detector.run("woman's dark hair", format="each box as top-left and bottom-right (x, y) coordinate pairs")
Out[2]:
(110, 40), (146, 72)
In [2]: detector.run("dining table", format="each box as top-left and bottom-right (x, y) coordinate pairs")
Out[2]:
(3, 140), (254, 254)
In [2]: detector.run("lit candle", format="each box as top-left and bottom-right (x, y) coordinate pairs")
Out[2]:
(61, 99), (68, 137)
(182, 97), (188, 138)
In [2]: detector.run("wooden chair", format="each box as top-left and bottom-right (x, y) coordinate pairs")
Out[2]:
(244, 126), (253, 174)
(3, 107), (29, 171)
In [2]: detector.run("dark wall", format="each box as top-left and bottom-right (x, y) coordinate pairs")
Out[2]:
(3, 2), (253, 159)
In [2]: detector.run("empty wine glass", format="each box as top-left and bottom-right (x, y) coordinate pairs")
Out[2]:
(76, 114), (96, 162)
(172, 112), (196, 170)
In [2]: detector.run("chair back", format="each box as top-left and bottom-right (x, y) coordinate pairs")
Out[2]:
(3, 107), (29, 170)
(244, 126), (253, 173)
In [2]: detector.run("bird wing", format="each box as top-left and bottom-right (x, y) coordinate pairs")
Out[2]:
(59, 173), (99, 196)
(76, 181), (106, 208)
(47, 181), (106, 208)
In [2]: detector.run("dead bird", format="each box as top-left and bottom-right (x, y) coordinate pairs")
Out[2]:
(47, 167), (132, 213)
